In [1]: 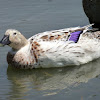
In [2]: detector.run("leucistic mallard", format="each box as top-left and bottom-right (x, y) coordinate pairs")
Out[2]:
(0, 24), (99, 69)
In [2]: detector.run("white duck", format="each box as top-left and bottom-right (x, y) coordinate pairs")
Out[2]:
(0, 24), (100, 69)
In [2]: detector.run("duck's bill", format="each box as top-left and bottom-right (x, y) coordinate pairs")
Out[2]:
(0, 35), (11, 47)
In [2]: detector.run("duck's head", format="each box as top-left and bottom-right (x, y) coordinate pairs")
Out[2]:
(0, 29), (28, 50)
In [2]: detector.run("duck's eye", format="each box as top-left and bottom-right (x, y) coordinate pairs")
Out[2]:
(13, 33), (17, 35)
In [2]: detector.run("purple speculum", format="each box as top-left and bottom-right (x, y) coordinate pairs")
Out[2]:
(68, 31), (83, 43)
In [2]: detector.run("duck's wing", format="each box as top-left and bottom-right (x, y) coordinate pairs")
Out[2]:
(28, 24), (93, 43)
(35, 40), (86, 67)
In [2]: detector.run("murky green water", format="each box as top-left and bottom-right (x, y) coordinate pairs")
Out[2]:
(0, 0), (100, 100)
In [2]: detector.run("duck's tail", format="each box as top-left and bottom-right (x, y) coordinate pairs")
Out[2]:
(69, 24), (94, 33)
(83, 23), (94, 29)
(82, 23), (94, 33)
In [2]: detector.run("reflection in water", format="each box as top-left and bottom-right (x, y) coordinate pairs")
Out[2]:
(7, 58), (100, 98)
(83, 0), (100, 29)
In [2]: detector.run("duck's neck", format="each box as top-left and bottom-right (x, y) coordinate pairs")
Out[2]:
(11, 39), (29, 51)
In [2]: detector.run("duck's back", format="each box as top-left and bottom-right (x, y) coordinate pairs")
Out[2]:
(28, 26), (88, 42)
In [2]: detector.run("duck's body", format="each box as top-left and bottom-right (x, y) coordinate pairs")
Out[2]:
(1, 24), (100, 69)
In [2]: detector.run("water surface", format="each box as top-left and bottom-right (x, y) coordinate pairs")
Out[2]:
(0, 0), (100, 100)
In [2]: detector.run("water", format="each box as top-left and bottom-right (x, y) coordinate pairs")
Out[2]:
(0, 0), (100, 100)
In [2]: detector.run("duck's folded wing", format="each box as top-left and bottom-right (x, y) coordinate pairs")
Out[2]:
(39, 41), (85, 59)
(36, 41), (87, 68)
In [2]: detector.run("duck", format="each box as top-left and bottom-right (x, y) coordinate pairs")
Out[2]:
(0, 24), (100, 69)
